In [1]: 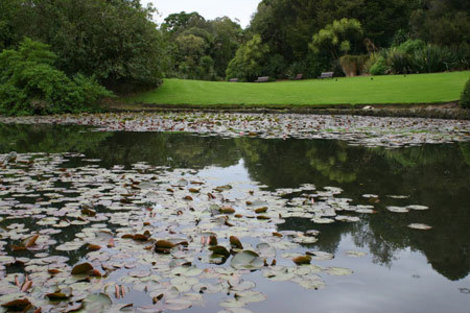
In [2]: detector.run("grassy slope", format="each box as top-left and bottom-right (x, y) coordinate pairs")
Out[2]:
(128, 71), (470, 107)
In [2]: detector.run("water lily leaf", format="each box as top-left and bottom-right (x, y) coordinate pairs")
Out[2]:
(230, 280), (256, 292)
(335, 215), (360, 223)
(46, 291), (70, 301)
(306, 251), (334, 261)
(311, 217), (335, 224)
(408, 223), (432, 230)
(229, 236), (243, 249)
(71, 262), (93, 275)
(407, 205), (429, 211)
(81, 208), (96, 217)
(23, 234), (39, 248)
(231, 250), (263, 269)
(292, 255), (312, 265)
(1, 298), (32, 311)
(220, 207), (236, 214)
(155, 240), (176, 254)
(295, 275), (326, 290)
(234, 290), (267, 304)
(209, 245), (230, 258)
(88, 244), (101, 251)
(164, 298), (192, 310)
(256, 243), (276, 258)
(323, 267), (353, 276)
(82, 293), (112, 312)
(254, 207), (268, 214)
(386, 206), (409, 213)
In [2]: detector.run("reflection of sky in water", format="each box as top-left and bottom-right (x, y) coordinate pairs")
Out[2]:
(197, 159), (259, 193)
(187, 233), (470, 313)
(186, 161), (470, 313)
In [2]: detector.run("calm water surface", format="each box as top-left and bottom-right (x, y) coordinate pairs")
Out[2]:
(1, 124), (470, 313)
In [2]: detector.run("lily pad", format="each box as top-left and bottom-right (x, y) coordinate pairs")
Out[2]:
(408, 223), (432, 230)
(231, 250), (263, 269)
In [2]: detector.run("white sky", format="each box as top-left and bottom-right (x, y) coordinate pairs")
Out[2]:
(142, 0), (262, 28)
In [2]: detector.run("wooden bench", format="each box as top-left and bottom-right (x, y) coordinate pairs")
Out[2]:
(294, 73), (303, 80)
(255, 76), (269, 83)
(318, 72), (334, 79)
(229, 78), (239, 82)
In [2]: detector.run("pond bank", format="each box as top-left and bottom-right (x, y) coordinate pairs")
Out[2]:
(107, 101), (470, 120)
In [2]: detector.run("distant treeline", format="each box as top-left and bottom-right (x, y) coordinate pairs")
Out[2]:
(0, 0), (469, 114)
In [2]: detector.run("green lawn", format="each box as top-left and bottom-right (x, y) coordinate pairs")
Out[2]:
(127, 71), (470, 107)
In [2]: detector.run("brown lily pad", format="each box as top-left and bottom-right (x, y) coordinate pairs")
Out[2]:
(71, 262), (94, 275)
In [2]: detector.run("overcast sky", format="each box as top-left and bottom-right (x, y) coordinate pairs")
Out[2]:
(142, 0), (262, 28)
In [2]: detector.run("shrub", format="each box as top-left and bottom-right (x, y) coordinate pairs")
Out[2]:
(461, 78), (470, 109)
(413, 45), (458, 73)
(0, 38), (112, 116)
(396, 39), (426, 54)
(370, 56), (389, 75)
(363, 53), (378, 74)
(388, 48), (414, 74)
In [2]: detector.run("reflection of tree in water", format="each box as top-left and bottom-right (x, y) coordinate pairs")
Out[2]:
(235, 138), (365, 189)
(82, 133), (241, 169)
(0, 124), (110, 154)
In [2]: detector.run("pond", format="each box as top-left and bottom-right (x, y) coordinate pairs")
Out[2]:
(0, 117), (470, 313)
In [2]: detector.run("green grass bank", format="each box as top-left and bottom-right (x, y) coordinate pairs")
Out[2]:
(125, 71), (470, 108)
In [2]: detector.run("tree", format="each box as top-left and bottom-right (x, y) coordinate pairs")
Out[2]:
(3, 0), (168, 91)
(162, 11), (207, 34)
(410, 0), (470, 48)
(226, 35), (270, 81)
(309, 18), (364, 60)
(249, 0), (418, 64)
(209, 17), (244, 78)
(162, 12), (242, 80)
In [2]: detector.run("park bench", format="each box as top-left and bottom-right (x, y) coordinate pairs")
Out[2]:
(255, 76), (270, 83)
(318, 72), (334, 79)
(229, 78), (239, 82)
(294, 73), (303, 80)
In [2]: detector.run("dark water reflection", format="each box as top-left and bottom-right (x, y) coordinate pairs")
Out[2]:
(1, 124), (470, 312)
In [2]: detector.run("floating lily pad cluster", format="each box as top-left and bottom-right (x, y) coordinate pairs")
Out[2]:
(0, 152), (431, 312)
(1, 112), (470, 148)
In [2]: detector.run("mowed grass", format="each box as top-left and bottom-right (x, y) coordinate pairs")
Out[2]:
(128, 71), (470, 107)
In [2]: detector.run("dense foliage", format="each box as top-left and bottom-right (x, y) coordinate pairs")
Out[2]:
(0, 38), (111, 116)
(232, 0), (470, 80)
(162, 12), (243, 80)
(366, 40), (469, 75)
(1, 0), (167, 91)
(226, 35), (270, 81)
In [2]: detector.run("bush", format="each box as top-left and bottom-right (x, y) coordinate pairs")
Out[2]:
(388, 48), (414, 74)
(413, 45), (460, 73)
(396, 39), (426, 54)
(0, 38), (112, 116)
(370, 56), (389, 75)
(461, 78), (470, 109)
